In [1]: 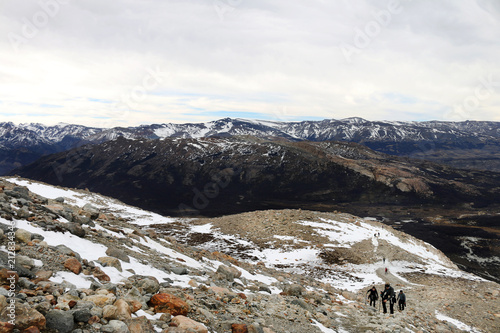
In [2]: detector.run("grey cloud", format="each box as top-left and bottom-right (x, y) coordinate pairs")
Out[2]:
(476, 0), (500, 18)
(1, 0), (499, 125)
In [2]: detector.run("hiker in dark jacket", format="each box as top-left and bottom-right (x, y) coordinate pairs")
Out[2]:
(366, 286), (379, 307)
(397, 290), (406, 311)
(381, 283), (396, 314)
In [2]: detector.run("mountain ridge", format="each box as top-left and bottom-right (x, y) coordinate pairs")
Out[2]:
(2, 117), (500, 175)
(4, 117), (500, 142)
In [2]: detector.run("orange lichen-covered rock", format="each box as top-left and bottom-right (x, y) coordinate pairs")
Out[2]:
(149, 293), (189, 316)
(231, 324), (248, 333)
(92, 267), (110, 282)
(0, 322), (14, 333)
(63, 258), (82, 274)
(21, 326), (40, 333)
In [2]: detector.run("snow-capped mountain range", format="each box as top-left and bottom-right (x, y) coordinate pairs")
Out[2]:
(2, 117), (500, 175)
(2, 117), (500, 147)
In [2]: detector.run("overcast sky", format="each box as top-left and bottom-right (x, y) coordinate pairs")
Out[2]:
(1, 0), (500, 127)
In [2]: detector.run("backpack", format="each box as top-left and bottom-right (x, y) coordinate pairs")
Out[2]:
(388, 287), (396, 303)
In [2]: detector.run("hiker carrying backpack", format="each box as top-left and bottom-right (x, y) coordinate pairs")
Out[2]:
(381, 283), (396, 314)
(397, 290), (406, 311)
(366, 286), (379, 307)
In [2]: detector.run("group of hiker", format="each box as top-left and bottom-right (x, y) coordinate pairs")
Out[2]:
(366, 284), (406, 314)
(366, 244), (406, 315)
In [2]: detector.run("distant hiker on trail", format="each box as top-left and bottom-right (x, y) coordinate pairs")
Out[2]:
(366, 286), (379, 307)
(397, 290), (406, 311)
(383, 257), (385, 264)
(385, 267), (388, 274)
(381, 283), (396, 314)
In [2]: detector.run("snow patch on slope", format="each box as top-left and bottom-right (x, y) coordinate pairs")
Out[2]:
(5, 177), (486, 295)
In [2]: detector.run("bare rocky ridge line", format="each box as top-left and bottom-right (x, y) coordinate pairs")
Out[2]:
(0, 178), (498, 332)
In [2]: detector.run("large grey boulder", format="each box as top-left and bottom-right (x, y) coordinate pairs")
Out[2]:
(0, 252), (35, 278)
(15, 228), (32, 243)
(16, 207), (30, 219)
(283, 284), (304, 297)
(65, 222), (86, 237)
(171, 266), (189, 275)
(102, 320), (130, 333)
(74, 214), (92, 225)
(16, 255), (35, 269)
(5, 187), (31, 201)
(291, 299), (313, 312)
(216, 264), (242, 281)
(123, 286), (148, 310)
(83, 203), (100, 219)
(73, 307), (92, 323)
(135, 277), (160, 294)
(45, 309), (75, 333)
(53, 244), (82, 261)
(106, 247), (130, 263)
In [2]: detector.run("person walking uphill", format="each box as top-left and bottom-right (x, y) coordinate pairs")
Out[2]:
(366, 286), (379, 307)
(397, 290), (406, 311)
(381, 283), (396, 314)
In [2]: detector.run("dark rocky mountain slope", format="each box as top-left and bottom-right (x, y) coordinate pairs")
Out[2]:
(11, 136), (500, 218)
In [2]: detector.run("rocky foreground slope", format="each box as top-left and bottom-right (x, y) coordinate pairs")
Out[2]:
(0, 177), (498, 332)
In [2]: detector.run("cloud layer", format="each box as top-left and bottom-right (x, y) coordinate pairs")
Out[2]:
(1, 0), (499, 126)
